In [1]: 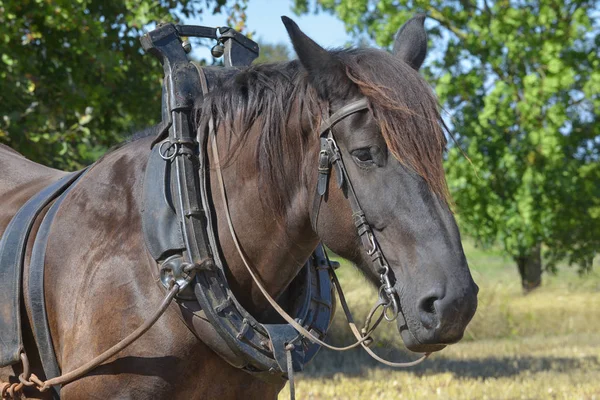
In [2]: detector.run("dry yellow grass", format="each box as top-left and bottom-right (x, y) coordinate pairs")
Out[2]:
(279, 242), (600, 399)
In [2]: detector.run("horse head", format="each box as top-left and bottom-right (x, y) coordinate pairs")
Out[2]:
(282, 15), (478, 353)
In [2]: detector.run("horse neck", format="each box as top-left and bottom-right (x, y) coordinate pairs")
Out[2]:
(208, 103), (321, 315)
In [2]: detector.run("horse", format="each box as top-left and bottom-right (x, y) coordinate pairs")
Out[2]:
(0, 15), (478, 399)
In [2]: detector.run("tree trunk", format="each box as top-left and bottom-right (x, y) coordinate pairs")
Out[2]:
(515, 243), (542, 293)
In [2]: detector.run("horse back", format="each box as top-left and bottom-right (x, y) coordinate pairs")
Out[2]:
(0, 144), (67, 234)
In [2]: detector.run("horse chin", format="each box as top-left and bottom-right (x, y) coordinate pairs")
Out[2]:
(396, 314), (447, 353)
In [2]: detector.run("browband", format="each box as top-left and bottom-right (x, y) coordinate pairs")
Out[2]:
(319, 98), (369, 136)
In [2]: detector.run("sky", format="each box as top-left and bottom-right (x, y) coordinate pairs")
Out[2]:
(183, 0), (351, 61)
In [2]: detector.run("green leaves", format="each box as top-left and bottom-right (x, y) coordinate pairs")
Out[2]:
(296, 0), (600, 273)
(0, 0), (247, 170)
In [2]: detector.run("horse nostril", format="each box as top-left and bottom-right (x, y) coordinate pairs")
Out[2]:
(418, 294), (441, 330)
(422, 297), (436, 314)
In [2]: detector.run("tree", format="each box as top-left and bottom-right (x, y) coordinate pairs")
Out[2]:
(294, 0), (600, 290)
(0, 0), (245, 170)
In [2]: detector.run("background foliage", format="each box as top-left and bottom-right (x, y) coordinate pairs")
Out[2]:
(0, 0), (243, 170)
(294, 0), (600, 285)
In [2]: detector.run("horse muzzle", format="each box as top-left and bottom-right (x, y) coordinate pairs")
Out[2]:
(396, 279), (479, 353)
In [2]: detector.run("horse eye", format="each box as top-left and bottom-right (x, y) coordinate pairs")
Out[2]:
(352, 148), (373, 163)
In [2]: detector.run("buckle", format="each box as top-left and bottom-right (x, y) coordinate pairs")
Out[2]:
(318, 149), (330, 173)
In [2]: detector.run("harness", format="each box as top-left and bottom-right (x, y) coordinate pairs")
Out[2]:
(0, 23), (427, 400)
(0, 170), (87, 398)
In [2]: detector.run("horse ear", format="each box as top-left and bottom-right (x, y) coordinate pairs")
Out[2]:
(392, 14), (428, 71)
(281, 16), (348, 99)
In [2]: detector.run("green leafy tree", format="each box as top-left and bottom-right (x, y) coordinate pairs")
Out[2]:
(294, 0), (600, 290)
(0, 0), (245, 170)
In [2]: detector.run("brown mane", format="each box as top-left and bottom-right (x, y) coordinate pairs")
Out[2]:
(194, 48), (449, 218)
(343, 49), (450, 202)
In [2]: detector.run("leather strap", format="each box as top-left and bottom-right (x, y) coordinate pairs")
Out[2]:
(311, 99), (369, 232)
(27, 171), (87, 398)
(285, 344), (295, 400)
(142, 145), (186, 261)
(0, 171), (84, 368)
(318, 98), (369, 136)
(310, 97), (404, 322)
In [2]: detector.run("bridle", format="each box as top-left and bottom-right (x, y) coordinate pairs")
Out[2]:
(311, 98), (400, 322)
(210, 97), (429, 399)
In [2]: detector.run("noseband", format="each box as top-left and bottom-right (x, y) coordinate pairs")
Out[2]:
(311, 98), (400, 321)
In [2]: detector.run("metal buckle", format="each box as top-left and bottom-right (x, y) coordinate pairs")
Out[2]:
(318, 149), (330, 172)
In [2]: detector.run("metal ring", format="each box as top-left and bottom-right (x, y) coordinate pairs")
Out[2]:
(18, 374), (34, 387)
(383, 301), (399, 322)
(1, 382), (10, 398)
(19, 353), (30, 379)
(378, 285), (390, 304)
(17, 353), (34, 386)
(159, 140), (178, 160)
(29, 374), (45, 388)
(8, 382), (23, 397)
(378, 284), (399, 322)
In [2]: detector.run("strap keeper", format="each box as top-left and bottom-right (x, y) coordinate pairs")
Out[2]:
(357, 225), (370, 237)
(353, 213), (368, 229)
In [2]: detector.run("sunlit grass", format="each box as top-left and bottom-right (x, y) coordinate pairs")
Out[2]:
(279, 241), (600, 399)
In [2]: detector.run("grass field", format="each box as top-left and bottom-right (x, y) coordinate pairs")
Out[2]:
(280, 242), (600, 399)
